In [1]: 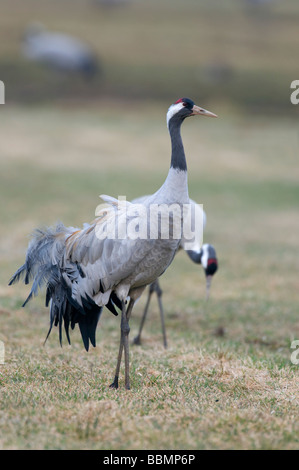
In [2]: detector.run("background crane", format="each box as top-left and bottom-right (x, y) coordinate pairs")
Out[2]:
(21, 23), (100, 79)
(133, 242), (218, 348)
(131, 196), (218, 348)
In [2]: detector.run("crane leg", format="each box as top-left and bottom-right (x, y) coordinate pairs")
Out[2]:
(155, 280), (167, 349)
(133, 280), (167, 349)
(110, 298), (135, 390)
(133, 282), (155, 346)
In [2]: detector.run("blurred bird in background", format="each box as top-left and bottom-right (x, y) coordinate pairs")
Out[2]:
(21, 23), (100, 80)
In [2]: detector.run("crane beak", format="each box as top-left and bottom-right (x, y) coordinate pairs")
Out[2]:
(205, 275), (213, 300)
(191, 105), (218, 118)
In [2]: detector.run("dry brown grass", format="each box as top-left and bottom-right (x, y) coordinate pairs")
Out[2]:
(0, 315), (298, 450)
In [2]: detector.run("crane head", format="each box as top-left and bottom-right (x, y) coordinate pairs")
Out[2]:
(185, 243), (218, 299)
(167, 97), (217, 128)
(200, 244), (218, 300)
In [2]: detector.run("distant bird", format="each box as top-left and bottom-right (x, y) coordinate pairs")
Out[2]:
(132, 197), (218, 348)
(9, 98), (217, 389)
(21, 23), (99, 79)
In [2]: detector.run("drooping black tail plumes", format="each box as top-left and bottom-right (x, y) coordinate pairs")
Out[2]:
(44, 281), (103, 351)
(9, 223), (104, 351)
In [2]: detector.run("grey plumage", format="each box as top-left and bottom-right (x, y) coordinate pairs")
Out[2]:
(132, 198), (218, 348)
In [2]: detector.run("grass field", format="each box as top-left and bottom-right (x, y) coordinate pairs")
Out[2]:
(0, 0), (299, 452)
(0, 102), (298, 450)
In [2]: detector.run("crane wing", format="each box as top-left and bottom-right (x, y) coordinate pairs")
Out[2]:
(65, 196), (155, 307)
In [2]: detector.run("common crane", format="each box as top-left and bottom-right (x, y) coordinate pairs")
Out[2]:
(9, 98), (217, 389)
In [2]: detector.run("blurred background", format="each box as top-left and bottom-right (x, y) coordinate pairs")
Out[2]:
(0, 0), (298, 108)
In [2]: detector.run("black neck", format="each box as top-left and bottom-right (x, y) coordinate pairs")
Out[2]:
(168, 116), (187, 171)
(186, 249), (202, 264)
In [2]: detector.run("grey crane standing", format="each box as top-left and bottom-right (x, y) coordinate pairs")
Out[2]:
(9, 98), (217, 390)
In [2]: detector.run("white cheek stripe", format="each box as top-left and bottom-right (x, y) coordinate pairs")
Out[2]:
(201, 244), (209, 269)
(166, 102), (185, 127)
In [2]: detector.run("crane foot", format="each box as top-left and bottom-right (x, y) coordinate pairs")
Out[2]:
(132, 335), (141, 346)
(109, 376), (119, 389)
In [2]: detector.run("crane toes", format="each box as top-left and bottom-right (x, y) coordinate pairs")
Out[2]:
(109, 376), (130, 390)
(109, 376), (119, 389)
(132, 335), (142, 346)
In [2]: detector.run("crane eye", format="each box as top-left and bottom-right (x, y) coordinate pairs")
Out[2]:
(174, 98), (193, 109)
(182, 98), (194, 109)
